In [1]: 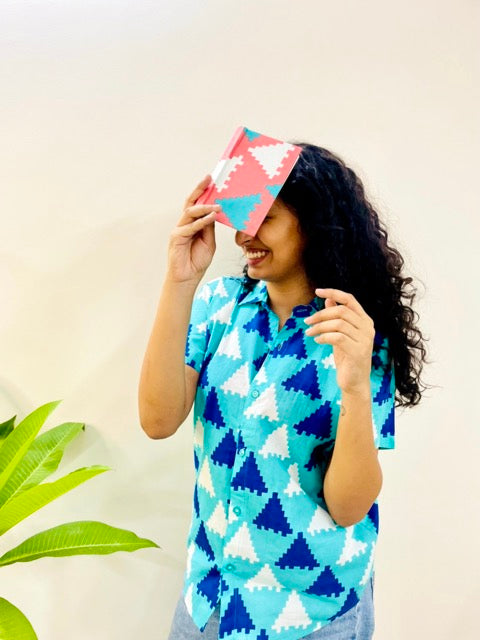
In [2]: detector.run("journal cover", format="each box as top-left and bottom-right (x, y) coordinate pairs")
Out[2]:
(196, 126), (302, 236)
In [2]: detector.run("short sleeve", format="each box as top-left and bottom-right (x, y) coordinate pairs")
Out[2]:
(370, 334), (396, 450)
(184, 282), (212, 373)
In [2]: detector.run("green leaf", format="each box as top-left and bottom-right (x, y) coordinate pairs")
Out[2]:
(0, 401), (60, 495)
(0, 422), (85, 508)
(0, 521), (159, 567)
(0, 466), (109, 536)
(0, 597), (38, 640)
(0, 416), (16, 444)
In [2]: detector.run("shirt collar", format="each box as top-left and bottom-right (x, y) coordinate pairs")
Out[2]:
(238, 279), (324, 314)
(238, 279), (269, 307)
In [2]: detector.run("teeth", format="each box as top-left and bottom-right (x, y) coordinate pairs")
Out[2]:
(246, 251), (268, 259)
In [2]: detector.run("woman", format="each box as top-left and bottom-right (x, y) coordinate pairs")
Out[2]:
(139, 143), (427, 640)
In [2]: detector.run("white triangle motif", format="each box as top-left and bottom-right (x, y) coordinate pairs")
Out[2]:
(248, 142), (296, 179)
(195, 321), (207, 334)
(245, 564), (282, 592)
(197, 284), (212, 303)
(272, 591), (312, 632)
(186, 542), (195, 578)
(184, 584), (194, 615)
(307, 505), (337, 535)
(211, 299), (234, 325)
(221, 363), (249, 397)
(244, 383), (279, 422)
(228, 505), (239, 524)
(372, 415), (379, 445)
(213, 278), (228, 298)
(256, 367), (268, 384)
(360, 542), (376, 586)
(206, 501), (228, 538)
(321, 353), (336, 369)
(224, 522), (259, 563)
(217, 328), (242, 360)
(259, 424), (290, 460)
(212, 155), (244, 192)
(284, 463), (302, 497)
(193, 418), (204, 449)
(336, 526), (368, 566)
(198, 458), (215, 497)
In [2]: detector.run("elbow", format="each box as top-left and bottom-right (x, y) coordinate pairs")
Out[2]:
(331, 512), (368, 528)
(326, 484), (383, 528)
(138, 408), (181, 440)
(327, 492), (381, 528)
(140, 419), (178, 440)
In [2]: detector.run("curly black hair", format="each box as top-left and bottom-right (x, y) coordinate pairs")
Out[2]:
(244, 143), (429, 408)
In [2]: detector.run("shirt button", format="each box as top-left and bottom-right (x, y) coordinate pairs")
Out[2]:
(233, 506), (241, 516)
(238, 448), (246, 457)
(251, 389), (259, 398)
(225, 563), (235, 572)
(294, 305), (310, 317)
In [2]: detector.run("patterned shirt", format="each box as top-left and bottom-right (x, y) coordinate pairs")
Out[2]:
(183, 276), (395, 640)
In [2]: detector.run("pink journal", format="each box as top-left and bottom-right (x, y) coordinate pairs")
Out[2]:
(196, 126), (302, 236)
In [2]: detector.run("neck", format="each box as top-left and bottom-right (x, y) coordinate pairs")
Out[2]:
(266, 276), (314, 327)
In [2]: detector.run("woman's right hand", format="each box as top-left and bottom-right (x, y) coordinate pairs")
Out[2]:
(167, 175), (221, 284)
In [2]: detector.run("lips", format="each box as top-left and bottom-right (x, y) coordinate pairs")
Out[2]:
(245, 250), (269, 260)
(245, 248), (269, 265)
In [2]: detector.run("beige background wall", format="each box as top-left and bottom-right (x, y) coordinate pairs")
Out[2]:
(1, 1), (478, 638)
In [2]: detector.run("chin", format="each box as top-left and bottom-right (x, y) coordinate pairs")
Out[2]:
(247, 266), (266, 279)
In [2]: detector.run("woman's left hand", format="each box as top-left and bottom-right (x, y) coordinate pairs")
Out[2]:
(304, 288), (375, 396)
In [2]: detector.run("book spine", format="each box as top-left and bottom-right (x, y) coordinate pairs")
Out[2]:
(197, 126), (246, 204)
(222, 125), (246, 159)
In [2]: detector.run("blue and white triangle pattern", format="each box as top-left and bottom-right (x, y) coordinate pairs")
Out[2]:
(183, 276), (395, 638)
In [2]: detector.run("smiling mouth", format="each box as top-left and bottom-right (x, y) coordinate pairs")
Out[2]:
(245, 250), (269, 260)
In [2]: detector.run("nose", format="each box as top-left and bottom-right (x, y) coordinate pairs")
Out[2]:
(235, 230), (255, 246)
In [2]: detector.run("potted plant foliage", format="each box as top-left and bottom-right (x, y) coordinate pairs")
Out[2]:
(0, 401), (159, 639)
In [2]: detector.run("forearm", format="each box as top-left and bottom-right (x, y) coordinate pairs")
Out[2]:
(323, 384), (382, 527)
(138, 277), (198, 439)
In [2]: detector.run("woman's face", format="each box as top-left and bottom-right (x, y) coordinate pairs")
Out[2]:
(235, 199), (307, 286)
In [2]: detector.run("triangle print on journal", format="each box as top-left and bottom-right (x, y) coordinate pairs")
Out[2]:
(196, 126), (302, 236)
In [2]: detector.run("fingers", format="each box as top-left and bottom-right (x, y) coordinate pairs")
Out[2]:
(305, 318), (360, 343)
(305, 303), (362, 331)
(178, 203), (221, 227)
(184, 175), (213, 209)
(173, 210), (217, 240)
(316, 287), (367, 313)
(304, 288), (375, 345)
(180, 176), (221, 227)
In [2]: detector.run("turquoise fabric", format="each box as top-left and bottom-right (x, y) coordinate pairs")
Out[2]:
(168, 575), (374, 639)
(183, 276), (395, 640)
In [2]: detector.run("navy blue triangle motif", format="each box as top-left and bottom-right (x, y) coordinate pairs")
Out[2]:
(253, 492), (293, 537)
(275, 532), (320, 569)
(231, 452), (268, 495)
(282, 360), (322, 399)
(219, 588), (255, 636)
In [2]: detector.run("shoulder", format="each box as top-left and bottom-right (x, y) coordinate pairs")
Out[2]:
(195, 276), (246, 306)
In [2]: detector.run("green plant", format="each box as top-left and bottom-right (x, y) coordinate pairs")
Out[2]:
(0, 401), (159, 639)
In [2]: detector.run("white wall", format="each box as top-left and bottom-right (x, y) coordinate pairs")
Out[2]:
(1, 1), (478, 638)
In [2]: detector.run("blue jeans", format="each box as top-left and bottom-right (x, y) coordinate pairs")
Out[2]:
(168, 576), (375, 639)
